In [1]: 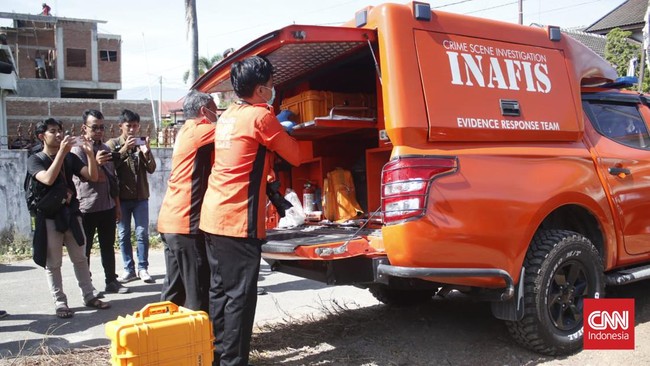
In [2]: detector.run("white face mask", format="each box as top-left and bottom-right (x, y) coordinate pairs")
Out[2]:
(262, 86), (276, 105)
(204, 107), (218, 122)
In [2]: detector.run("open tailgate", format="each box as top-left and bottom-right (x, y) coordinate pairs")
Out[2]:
(192, 24), (377, 93)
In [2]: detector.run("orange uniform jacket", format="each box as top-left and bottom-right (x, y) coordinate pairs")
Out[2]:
(158, 118), (215, 234)
(199, 103), (300, 239)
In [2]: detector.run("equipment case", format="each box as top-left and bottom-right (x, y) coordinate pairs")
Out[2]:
(105, 302), (214, 366)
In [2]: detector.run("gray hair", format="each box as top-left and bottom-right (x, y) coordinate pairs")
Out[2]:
(183, 90), (214, 118)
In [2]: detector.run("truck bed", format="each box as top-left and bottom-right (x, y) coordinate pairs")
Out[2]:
(263, 225), (381, 254)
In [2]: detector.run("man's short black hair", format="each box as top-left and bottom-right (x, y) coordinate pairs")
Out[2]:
(82, 109), (104, 124)
(34, 118), (62, 140)
(230, 55), (274, 98)
(118, 109), (140, 124)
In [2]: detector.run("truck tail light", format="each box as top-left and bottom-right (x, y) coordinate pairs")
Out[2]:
(381, 156), (458, 223)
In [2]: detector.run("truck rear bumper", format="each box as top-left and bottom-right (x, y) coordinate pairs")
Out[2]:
(375, 262), (515, 301)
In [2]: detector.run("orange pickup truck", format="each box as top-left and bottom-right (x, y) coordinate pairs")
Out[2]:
(193, 1), (650, 355)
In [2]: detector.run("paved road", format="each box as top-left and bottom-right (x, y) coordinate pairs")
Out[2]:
(0, 249), (378, 358)
(3, 249), (650, 365)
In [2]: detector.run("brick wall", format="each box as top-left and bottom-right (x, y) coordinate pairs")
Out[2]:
(6, 28), (55, 79)
(6, 97), (159, 147)
(98, 38), (121, 83)
(61, 21), (92, 81)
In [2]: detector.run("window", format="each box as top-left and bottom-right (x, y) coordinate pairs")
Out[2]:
(100, 50), (118, 62)
(587, 101), (650, 149)
(66, 48), (86, 67)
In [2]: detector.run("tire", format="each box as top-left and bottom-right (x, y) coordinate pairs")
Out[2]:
(369, 285), (435, 306)
(506, 229), (604, 355)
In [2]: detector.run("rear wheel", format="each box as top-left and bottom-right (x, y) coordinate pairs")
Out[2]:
(369, 284), (436, 306)
(506, 229), (604, 355)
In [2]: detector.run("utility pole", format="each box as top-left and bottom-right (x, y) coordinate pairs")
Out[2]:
(518, 0), (523, 25)
(640, 0), (650, 91)
(159, 76), (163, 126)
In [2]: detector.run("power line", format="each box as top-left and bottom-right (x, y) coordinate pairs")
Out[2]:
(466, 1), (519, 15)
(432, 0), (476, 9)
(534, 0), (605, 16)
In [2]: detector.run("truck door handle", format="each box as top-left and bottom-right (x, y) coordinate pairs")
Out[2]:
(608, 167), (631, 176)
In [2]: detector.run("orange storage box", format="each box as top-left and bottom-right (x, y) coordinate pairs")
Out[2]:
(280, 90), (376, 123)
(105, 301), (214, 366)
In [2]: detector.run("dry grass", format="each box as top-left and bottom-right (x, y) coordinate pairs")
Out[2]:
(250, 298), (389, 365)
(0, 346), (111, 366)
(0, 228), (32, 263)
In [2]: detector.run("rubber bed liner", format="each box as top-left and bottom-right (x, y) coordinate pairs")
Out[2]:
(263, 226), (380, 253)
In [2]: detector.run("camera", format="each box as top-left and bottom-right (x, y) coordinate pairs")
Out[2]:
(110, 152), (121, 161)
(134, 137), (147, 146)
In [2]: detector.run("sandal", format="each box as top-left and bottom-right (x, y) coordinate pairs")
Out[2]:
(56, 306), (74, 319)
(85, 297), (111, 310)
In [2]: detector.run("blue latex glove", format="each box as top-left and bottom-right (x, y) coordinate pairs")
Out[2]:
(280, 121), (295, 133)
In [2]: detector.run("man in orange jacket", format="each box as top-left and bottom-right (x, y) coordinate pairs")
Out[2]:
(200, 55), (300, 366)
(158, 90), (217, 312)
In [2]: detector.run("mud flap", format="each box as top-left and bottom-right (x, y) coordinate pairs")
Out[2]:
(491, 267), (525, 321)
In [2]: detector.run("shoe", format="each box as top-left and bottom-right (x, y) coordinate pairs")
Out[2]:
(106, 280), (131, 294)
(84, 297), (111, 309)
(138, 269), (155, 284)
(0, 310), (7, 319)
(257, 287), (267, 295)
(118, 271), (137, 283)
(55, 306), (73, 319)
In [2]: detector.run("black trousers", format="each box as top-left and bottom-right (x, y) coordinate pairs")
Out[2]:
(205, 234), (262, 366)
(160, 232), (210, 313)
(82, 207), (117, 284)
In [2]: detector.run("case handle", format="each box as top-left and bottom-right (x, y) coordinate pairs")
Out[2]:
(135, 301), (179, 319)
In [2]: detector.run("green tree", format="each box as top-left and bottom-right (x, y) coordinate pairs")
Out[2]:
(183, 54), (223, 84)
(604, 28), (649, 91)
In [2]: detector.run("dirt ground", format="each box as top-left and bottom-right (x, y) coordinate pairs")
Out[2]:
(2, 282), (648, 366)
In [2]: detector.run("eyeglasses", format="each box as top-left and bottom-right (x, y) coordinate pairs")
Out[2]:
(85, 124), (105, 131)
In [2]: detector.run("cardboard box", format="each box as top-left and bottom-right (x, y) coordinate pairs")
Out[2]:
(105, 302), (214, 366)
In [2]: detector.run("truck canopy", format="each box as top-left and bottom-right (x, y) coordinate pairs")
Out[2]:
(192, 2), (618, 145)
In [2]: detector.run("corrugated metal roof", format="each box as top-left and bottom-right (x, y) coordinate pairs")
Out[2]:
(563, 29), (640, 60)
(563, 30), (609, 59)
(585, 0), (646, 33)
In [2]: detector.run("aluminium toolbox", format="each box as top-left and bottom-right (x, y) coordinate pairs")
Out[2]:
(105, 301), (214, 366)
(280, 90), (376, 123)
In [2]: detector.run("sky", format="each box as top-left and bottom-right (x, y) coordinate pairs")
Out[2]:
(2, 0), (628, 101)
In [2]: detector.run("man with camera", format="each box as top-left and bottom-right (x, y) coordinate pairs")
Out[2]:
(27, 118), (111, 318)
(107, 109), (157, 284)
(72, 109), (129, 295)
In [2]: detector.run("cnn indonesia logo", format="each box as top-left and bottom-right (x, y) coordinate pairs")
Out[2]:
(583, 298), (635, 350)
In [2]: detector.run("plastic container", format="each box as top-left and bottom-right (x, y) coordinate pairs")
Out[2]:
(306, 210), (322, 222)
(105, 301), (214, 366)
(280, 90), (375, 123)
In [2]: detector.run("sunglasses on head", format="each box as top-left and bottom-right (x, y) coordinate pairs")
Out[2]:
(86, 124), (105, 131)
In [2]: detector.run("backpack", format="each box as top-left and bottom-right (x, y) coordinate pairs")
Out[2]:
(24, 152), (69, 217)
(24, 172), (38, 216)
